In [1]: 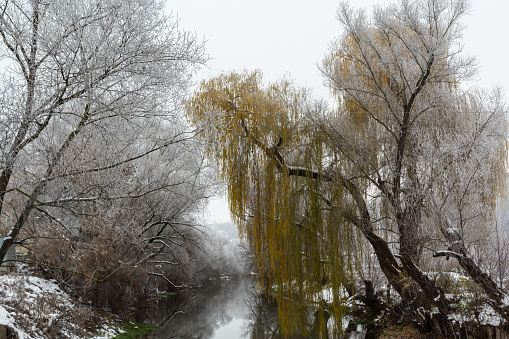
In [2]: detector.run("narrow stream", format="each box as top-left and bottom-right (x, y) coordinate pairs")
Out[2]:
(136, 276), (369, 338)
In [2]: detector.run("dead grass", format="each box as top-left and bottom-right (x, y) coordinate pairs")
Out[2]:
(379, 324), (446, 339)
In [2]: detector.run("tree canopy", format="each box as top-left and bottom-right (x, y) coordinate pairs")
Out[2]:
(0, 0), (211, 294)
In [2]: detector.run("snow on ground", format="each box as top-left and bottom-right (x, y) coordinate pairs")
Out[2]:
(0, 273), (122, 338)
(446, 292), (504, 327)
(94, 325), (126, 339)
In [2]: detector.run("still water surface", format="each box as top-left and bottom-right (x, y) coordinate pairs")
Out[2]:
(137, 276), (366, 338)
(137, 276), (277, 338)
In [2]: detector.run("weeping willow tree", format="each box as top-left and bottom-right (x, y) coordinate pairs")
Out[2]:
(187, 71), (347, 336)
(187, 0), (509, 336)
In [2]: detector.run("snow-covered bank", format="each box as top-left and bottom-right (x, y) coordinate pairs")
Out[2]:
(0, 273), (123, 338)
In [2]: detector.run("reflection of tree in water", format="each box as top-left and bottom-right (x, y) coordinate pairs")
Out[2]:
(243, 289), (280, 339)
(140, 277), (254, 338)
(244, 289), (331, 339)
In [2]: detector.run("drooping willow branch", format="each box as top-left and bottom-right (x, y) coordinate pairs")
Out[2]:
(233, 103), (407, 294)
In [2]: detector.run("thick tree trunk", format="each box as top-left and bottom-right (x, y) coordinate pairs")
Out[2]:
(363, 228), (407, 296)
(396, 208), (450, 316)
(358, 217), (453, 334)
(399, 254), (450, 314)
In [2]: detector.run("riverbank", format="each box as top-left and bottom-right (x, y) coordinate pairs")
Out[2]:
(0, 271), (507, 338)
(0, 272), (125, 338)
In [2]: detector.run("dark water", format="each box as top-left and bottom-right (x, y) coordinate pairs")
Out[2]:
(137, 276), (367, 339)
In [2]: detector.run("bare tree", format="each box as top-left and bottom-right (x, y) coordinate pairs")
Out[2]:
(0, 0), (207, 266)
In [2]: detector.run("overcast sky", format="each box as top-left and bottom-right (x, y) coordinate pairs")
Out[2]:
(167, 0), (509, 224)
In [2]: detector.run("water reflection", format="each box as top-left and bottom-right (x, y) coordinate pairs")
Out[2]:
(137, 276), (368, 339)
(139, 276), (263, 338)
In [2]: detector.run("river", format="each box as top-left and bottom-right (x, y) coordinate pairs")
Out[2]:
(136, 275), (368, 338)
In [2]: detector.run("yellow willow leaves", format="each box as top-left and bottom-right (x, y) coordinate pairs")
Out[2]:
(186, 70), (354, 336)
(323, 27), (455, 120)
(187, 70), (302, 221)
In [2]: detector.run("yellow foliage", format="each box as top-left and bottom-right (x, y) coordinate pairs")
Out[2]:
(186, 70), (354, 336)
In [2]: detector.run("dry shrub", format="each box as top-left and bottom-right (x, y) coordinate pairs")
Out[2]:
(28, 216), (156, 317)
(86, 266), (154, 315)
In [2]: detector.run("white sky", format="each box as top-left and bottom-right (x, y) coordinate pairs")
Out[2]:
(167, 0), (509, 224)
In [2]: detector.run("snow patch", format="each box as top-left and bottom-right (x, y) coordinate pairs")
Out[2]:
(0, 274), (121, 338)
